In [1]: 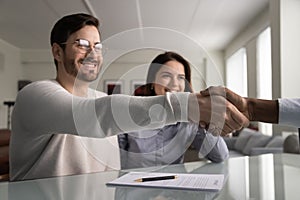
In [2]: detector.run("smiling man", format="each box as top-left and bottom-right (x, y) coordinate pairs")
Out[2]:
(10, 13), (249, 181)
(51, 17), (104, 96)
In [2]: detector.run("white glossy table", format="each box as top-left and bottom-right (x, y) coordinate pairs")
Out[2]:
(1, 153), (299, 200)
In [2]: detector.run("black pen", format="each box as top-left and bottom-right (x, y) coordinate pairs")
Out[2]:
(134, 175), (178, 182)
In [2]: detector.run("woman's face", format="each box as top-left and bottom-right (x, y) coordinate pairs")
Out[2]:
(153, 60), (186, 95)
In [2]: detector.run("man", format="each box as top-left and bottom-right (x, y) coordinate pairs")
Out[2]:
(10, 13), (248, 181)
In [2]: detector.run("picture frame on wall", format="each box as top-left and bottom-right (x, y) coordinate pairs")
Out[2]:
(131, 80), (145, 96)
(104, 80), (124, 95)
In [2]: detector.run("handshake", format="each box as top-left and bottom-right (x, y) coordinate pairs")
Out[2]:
(189, 86), (278, 136)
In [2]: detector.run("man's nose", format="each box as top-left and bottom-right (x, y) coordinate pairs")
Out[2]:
(86, 48), (98, 57)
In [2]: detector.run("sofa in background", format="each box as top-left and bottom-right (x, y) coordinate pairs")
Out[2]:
(223, 128), (284, 157)
(283, 134), (300, 154)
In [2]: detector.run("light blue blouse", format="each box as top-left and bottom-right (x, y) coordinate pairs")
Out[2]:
(118, 122), (229, 169)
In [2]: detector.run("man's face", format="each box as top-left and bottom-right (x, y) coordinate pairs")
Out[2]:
(62, 25), (103, 82)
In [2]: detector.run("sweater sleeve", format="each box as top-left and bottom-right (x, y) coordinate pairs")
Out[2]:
(13, 81), (190, 138)
(73, 92), (190, 137)
(278, 98), (300, 127)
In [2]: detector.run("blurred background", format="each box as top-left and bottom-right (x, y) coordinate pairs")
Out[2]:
(0, 0), (299, 137)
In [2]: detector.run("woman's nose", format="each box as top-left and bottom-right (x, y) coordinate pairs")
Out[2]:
(170, 77), (179, 87)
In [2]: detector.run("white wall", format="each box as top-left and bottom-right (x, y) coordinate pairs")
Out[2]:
(225, 7), (270, 59)
(279, 0), (300, 98)
(98, 49), (161, 94)
(0, 45), (54, 128)
(0, 39), (22, 128)
(245, 38), (258, 98)
(206, 50), (225, 88)
(21, 49), (55, 81)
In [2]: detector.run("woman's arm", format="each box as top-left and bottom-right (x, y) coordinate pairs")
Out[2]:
(191, 126), (229, 163)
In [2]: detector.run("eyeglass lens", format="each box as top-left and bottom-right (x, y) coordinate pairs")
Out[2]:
(76, 39), (103, 53)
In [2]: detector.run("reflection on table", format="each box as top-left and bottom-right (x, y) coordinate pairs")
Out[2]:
(0, 153), (299, 200)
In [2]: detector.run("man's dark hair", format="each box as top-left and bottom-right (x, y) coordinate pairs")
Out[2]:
(50, 13), (100, 69)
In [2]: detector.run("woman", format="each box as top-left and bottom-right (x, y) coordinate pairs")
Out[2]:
(118, 51), (229, 169)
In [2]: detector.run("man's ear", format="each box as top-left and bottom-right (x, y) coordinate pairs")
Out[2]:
(52, 43), (63, 62)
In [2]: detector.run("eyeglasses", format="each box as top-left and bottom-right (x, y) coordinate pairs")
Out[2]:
(61, 39), (104, 55)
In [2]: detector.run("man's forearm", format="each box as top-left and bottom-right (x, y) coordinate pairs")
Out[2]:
(247, 98), (279, 123)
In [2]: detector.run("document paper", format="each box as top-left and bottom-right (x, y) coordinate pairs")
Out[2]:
(107, 172), (224, 191)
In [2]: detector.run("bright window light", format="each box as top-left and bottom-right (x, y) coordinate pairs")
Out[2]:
(257, 27), (272, 135)
(226, 48), (248, 97)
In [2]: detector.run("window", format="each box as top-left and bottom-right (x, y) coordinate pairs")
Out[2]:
(257, 27), (272, 135)
(226, 48), (248, 97)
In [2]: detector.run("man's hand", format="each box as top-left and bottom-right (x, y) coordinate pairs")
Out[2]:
(188, 92), (249, 136)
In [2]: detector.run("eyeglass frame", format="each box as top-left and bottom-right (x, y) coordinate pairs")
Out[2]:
(60, 39), (104, 55)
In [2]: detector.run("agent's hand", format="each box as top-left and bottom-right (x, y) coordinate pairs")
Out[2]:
(188, 92), (249, 136)
(201, 86), (279, 123)
(201, 86), (250, 119)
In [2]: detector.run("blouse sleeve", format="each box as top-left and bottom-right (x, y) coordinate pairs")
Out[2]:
(192, 127), (229, 163)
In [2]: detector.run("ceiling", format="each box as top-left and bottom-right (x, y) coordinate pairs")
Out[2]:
(0, 0), (269, 51)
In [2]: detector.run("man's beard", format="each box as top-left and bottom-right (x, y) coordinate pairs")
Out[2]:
(64, 58), (101, 82)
